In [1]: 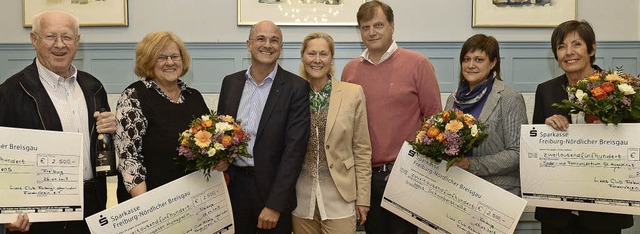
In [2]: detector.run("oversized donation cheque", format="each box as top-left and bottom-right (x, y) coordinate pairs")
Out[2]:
(520, 124), (640, 215)
(86, 171), (234, 234)
(0, 126), (84, 222)
(382, 142), (527, 234)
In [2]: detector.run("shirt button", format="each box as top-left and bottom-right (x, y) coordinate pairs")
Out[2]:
(329, 164), (333, 169)
(326, 145), (330, 150)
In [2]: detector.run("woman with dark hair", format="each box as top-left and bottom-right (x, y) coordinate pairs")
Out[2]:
(533, 19), (634, 234)
(445, 34), (527, 195)
(115, 31), (209, 198)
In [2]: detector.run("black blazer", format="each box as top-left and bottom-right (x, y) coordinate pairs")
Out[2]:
(216, 66), (310, 213)
(532, 68), (633, 230)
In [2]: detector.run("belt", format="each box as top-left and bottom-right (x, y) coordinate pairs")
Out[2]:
(233, 165), (256, 176)
(372, 163), (394, 172)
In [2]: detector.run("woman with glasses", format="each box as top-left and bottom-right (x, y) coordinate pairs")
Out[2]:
(292, 32), (372, 233)
(114, 31), (209, 199)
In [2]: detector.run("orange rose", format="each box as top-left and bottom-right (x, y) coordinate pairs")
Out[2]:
(221, 135), (233, 148)
(427, 126), (440, 138)
(233, 129), (245, 141)
(442, 111), (450, 122)
(601, 82), (615, 93)
(436, 133), (445, 143)
(590, 86), (607, 99)
(202, 119), (213, 128)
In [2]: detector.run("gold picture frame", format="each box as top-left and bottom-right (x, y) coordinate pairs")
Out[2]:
(23, 0), (129, 27)
(238, 0), (364, 26)
(473, 0), (576, 28)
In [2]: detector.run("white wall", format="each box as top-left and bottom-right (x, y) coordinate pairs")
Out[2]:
(1, 0), (638, 43)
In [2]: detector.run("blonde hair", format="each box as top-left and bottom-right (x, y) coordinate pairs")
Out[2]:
(135, 31), (191, 79)
(299, 32), (335, 80)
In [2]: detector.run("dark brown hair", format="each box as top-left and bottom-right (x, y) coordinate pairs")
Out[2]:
(551, 20), (596, 64)
(356, 1), (394, 26)
(459, 34), (501, 81)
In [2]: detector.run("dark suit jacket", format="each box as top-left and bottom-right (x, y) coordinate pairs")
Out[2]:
(216, 65), (310, 213)
(532, 67), (633, 230)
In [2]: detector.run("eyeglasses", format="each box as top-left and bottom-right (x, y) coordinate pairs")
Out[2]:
(34, 33), (78, 45)
(156, 54), (182, 63)
(249, 36), (281, 46)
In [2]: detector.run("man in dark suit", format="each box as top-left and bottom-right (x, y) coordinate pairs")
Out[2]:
(215, 20), (310, 233)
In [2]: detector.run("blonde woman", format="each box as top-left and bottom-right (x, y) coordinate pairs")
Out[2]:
(292, 32), (372, 233)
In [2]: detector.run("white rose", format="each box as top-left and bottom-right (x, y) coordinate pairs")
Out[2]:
(618, 83), (636, 95)
(575, 89), (587, 101)
(201, 115), (210, 121)
(207, 148), (217, 157)
(470, 125), (478, 137)
(215, 122), (234, 133)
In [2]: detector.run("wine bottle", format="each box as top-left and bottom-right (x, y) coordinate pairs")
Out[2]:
(96, 109), (116, 177)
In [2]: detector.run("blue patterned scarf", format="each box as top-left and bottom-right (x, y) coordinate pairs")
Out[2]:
(453, 74), (495, 118)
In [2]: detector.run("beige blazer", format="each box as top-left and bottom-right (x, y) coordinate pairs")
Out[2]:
(324, 78), (372, 206)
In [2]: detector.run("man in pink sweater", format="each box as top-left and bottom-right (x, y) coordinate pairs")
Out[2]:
(341, 1), (442, 233)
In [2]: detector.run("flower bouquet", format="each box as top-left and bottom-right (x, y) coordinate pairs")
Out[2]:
(409, 109), (489, 170)
(176, 111), (251, 180)
(554, 67), (640, 124)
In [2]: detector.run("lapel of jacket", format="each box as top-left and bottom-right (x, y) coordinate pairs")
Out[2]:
(19, 59), (63, 131)
(478, 80), (504, 123)
(256, 65), (285, 139)
(325, 78), (342, 143)
(226, 72), (247, 117)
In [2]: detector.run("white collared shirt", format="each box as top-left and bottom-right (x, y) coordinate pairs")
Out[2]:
(359, 41), (398, 64)
(36, 58), (92, 181)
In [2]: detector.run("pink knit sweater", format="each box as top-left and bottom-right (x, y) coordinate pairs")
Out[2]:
(341, 48), (442, 166)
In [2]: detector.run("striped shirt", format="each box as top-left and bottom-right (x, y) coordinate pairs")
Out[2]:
(36, 58), (92, 181)
(233, 65), (278, 167)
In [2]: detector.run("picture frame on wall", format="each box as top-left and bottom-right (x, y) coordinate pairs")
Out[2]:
(23, 0), (129, 27)
(472, 0), (576, 27)
(237, 0), (365, 26)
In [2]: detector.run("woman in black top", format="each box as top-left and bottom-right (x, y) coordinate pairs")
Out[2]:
(533, 20), (633, 234)
(115, 31), (209, 198)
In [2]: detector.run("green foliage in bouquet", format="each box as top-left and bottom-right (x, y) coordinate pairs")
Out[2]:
(409, 109), (489, 170)
(175, 111), (251, 180)
(554, 67), (640, 124)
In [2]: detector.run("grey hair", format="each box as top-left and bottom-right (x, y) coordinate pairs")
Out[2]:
(32, 10), (80, 35)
